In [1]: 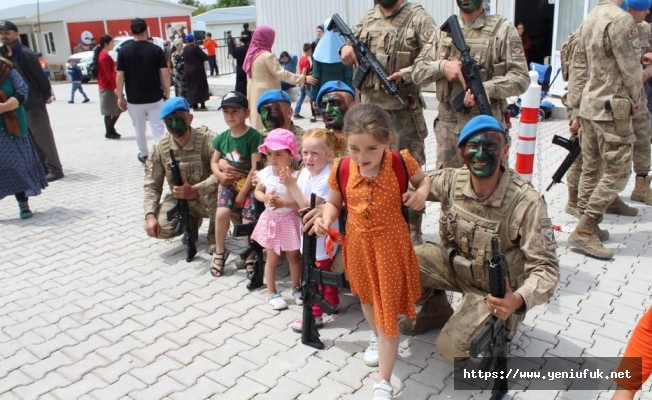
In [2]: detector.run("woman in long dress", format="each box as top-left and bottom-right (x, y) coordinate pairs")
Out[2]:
(170, 40), (187, 99)
(0, 56), (48, 219)
(243, 26), (317, 131)
(182, 34), (210, 111)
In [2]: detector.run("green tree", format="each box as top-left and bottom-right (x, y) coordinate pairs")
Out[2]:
(178, 0), (215, 16)
(215, 0), (250, 8)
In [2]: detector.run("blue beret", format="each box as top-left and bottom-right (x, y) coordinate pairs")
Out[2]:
(628, 0), (650, 10)
(316, 81), (355, 110)
(457, 115), (506, 147)
(622, 0), (630, 10)
(160, 97), (190, 119)
(256, 89), (291, 113)
(186, 33), (195, 42)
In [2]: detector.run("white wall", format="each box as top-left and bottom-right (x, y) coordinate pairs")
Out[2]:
(36, 21), (70, 66)
(44, 0), (193, 22)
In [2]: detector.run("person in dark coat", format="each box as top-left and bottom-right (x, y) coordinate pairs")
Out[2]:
(233, 33), (250, 96)
(181, 34), (210, 111)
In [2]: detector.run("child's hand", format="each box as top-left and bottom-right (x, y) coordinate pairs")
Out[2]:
(402, 191), (426, 211)
(217, 171), (235, 186)
(313, 217), (330, 237)
(279, 166), (297, 186)
(234, 191), (246, 209)
(251, 170), (259, 187)
(268, 194), (285, 209)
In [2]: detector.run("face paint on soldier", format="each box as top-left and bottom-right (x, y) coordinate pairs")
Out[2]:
(320, 93), (351, 130)
(456, 0), (482, 12)
(462, 131), (504, 178)
(164, 112), (192, 138)
(377, 0), (399, 7)
(260, 102), (287, 131)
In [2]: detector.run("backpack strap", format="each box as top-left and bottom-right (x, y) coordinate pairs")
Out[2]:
(336, 156), (351, 205)
(390, 150), (409, 195)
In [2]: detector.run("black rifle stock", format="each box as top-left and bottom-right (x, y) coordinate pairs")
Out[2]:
(301, 194), (349, 350)
(546, 135), (581, 191)
(327, 13), (405, 107)
(167, 150), (197, 262)
(440, 15), (492, 116)
(233, 160), (265, 291)
(470, 237), (508, 400)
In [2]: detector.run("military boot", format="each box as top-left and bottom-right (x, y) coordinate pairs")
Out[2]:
(596, 224), (609, 242)
(568, 215), (614, 259)
(605, 196), (638, 216)
(631, 176), (652, 205)
(409, 210), (424, 246)
(565, 189), (580, 218)
(206, 218), (216, 255)
(399, 290), (454, 335)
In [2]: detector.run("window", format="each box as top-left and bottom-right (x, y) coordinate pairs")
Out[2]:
(43, 31), (56, 55)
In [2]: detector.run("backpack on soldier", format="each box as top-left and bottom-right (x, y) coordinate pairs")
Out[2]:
(335, 150), (410, 232)
(560, 31), (580, 83)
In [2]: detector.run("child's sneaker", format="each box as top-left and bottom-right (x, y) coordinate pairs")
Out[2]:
(290, 317), (323, 333)
(364, 333), (379, 367)
(292, 287), (303, 306)
(266, 294), (287, 310)
(372, 380), (393, 400)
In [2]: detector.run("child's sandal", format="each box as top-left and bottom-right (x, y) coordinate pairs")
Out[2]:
(245, 260), (256, 279)
(210, 250), (230, 277)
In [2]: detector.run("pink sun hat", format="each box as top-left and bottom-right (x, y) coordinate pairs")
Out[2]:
(258, 128), (301, 161)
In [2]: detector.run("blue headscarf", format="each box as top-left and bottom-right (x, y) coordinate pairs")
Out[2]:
(313, 18), (346, 64)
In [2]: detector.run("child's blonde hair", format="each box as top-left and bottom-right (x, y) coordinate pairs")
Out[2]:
(302, 128), (347, 156)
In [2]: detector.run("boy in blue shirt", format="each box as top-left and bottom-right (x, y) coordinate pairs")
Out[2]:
(67, 59), (89, 104)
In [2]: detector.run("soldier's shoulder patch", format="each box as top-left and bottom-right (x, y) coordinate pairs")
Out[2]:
(540, 217), (558, 251)
(628, 27), (639, 40)
(510, 36), (525, 61)
(423, 26), (435, 43)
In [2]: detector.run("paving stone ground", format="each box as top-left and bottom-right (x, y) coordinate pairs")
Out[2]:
(1, 82), (651, 400)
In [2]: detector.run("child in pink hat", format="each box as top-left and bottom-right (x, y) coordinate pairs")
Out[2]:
(251, 129), (303, 310)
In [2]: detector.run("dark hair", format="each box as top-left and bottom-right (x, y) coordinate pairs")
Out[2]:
(302, 43), (311, 52)
(243, 23), (249, 29)
(130, 18), (147, 35)
(516, 22), (524, 28)
(206, 32), (212, 37)
(91, 34), (113, 79)
(317, 25), (324, 31)
(279, 51), (290, 61)
(343, 103), (393, 144)
(36, 52), (43, 57)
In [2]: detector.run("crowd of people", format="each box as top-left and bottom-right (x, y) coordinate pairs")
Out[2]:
(2, 0), (652, 398)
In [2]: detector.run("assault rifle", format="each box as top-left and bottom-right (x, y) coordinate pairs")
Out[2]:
(233, 161), (265, 291)
(440, 15), (492, 116)
(301, 194), (349, 350)
(546, 135), (581, 191)
(167, 150), (197, 263)
(327, 13), (405, 106)
(470, 237), (508, 400)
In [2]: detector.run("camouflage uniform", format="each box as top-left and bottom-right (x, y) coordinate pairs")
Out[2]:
(405, 167), (559, 361)
(412, 12), (529, 169)
(144, 127), (218, 244)
(567, 0), (642, 259)
(350, 1), (436, 244)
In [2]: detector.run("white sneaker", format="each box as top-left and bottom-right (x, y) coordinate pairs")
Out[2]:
(372, 380), (393, 400)
(364, 333), (379, 367)
(292, 287), (303, 306)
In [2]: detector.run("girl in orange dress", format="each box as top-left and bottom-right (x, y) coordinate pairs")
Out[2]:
(315, 104), (431, 400)
(612, 307), (652, 399)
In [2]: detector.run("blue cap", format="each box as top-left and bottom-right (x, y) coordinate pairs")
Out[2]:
(186, 33), (195, 42)
(256, 89), (291, 113)
(316, 81), (355, 110)
(628, 0), (650, 10)
(457, 115), (506, 147)
(160, 97), (190, 119)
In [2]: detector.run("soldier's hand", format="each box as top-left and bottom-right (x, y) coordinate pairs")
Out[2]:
(217, 171), (236, 186)
(387, 72), (403, 83)
(443, 60), (466, 86)
(145, 214), (161, 238)
(569, 117), (580, 136)
(402, 191), (426, 211)
(340, 45), (359, 67)
(643, 52), (652, 66)
(487, 278), (524, 321)
(463, 89), (477, 108)
(172, 179), (198, 199)
(218, 160), (247, 180)
(300, 204), (324, 234)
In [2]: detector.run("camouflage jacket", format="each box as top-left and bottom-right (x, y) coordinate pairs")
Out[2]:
(427, 167), (559, 311)
(144, 127), (218, 216)
(412, 12), (529, 122)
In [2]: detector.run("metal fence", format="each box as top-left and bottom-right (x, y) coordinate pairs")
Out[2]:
(198, 38), (237, 76)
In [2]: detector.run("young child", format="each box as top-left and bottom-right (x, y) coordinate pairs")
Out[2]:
(314, 103), (431, 400)
(280, 128), (347, 332)
(293, 43), (315, 121)
(67, 59), (89, 104)
(210, 91), (263, 277)
(251, 128), (303, 310)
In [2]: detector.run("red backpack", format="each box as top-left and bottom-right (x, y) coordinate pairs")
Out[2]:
(336, 150), (410, 230)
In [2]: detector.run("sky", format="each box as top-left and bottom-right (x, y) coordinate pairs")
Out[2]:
(0, 0), (216, 11)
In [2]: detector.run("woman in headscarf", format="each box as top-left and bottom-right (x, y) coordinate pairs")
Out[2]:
(243, 26), (317, 131)
(170, 40), (187, 99)
(311, 18), (354, 112)
(0, 56), (48, 219)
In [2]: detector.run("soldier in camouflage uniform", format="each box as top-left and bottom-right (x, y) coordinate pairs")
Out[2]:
(399, 115), (559, 360)
(144, 97), (218, 254)
(339, 0), (436, 245)
(411, 0), (530, 170)
(567, 0), (643, 260)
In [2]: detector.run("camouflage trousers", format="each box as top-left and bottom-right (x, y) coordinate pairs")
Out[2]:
(632, 112), (652, 176)
(414, 242), (522, 362)
(151, 194), (217, 239)
(577, 119), (634, 220)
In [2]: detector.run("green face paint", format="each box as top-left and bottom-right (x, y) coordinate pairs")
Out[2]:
(456, 0), (482, 12)
(164, 115), (188, 137)
(462, 131), (502, 178)
(320, 93), (350, 130)
(377, 0), (399, 7)
(260, 103), (285, 131)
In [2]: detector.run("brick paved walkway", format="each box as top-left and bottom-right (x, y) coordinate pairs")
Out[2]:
(0, 84), (651, 400)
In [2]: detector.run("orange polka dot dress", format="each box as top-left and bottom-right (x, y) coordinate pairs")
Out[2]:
(328, 149), (422, 338)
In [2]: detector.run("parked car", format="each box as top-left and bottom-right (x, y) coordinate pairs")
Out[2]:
(109, 36), (166, 61)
